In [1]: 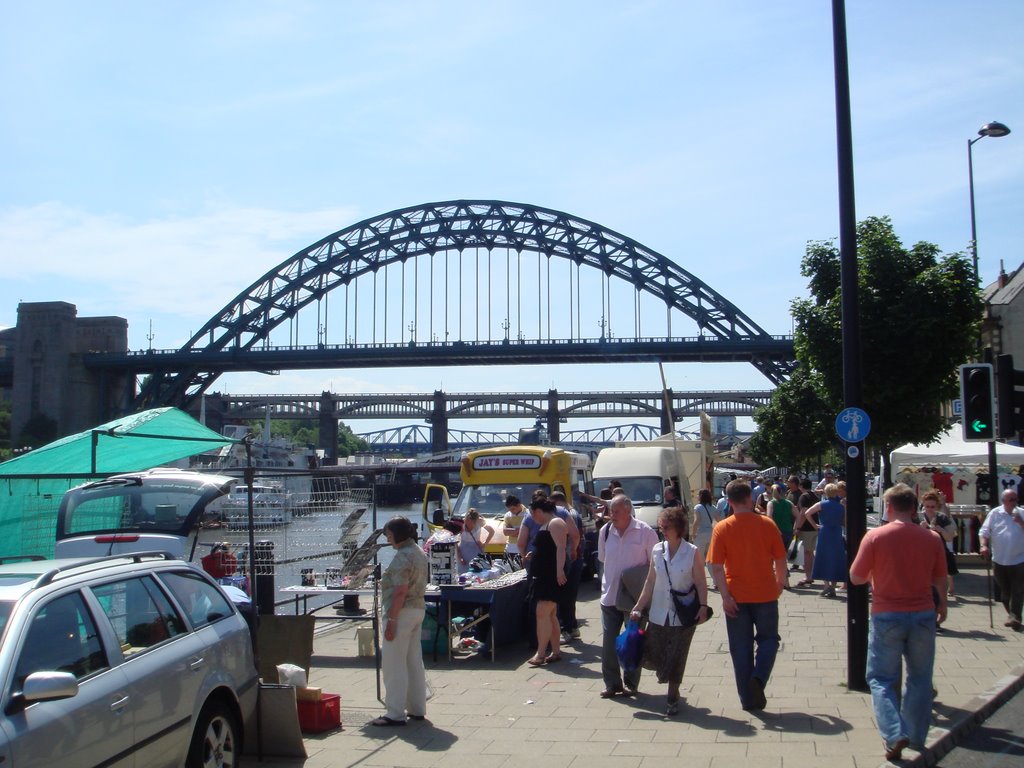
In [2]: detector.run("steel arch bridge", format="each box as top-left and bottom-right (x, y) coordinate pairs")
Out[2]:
(134, 200), (794, 409)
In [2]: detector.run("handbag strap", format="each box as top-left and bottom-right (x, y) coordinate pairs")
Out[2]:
(661, 547), (696, 597)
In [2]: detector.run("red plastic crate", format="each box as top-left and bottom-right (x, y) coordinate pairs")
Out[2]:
(297, 693), (341, 733)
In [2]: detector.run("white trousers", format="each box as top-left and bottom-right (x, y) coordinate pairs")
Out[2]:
(381, 606), (427, 721)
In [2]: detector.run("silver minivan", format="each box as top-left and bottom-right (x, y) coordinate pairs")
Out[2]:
(0, 553), (257, 767)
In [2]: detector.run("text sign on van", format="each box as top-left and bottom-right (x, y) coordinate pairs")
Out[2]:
(472, 455), (542, 470)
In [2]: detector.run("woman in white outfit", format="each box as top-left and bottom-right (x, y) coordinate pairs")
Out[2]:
(630, 506), (711, 716)
(372, 516), (429, 727)
(691, 488), (720, 556)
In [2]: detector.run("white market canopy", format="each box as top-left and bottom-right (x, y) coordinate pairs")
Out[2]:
(889, 427), (1024, 472)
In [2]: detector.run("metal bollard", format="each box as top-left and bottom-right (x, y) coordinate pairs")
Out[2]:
(253, 540), (276, 615)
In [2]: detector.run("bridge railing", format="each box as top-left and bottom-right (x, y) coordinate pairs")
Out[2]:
(117, 333), (795, 358)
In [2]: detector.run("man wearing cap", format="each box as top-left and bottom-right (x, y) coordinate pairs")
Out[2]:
(979, 488), (1024, 630)
(815, 467), (836, 493)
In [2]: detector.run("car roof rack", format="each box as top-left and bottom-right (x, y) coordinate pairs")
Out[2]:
(35, 551), (176, 588)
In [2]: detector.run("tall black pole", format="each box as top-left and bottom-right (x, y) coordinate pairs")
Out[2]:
(831, 0), (869, 693)
(968, 137), (980, 283)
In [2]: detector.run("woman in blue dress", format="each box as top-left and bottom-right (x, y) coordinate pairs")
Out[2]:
(806, 483), (846, 598)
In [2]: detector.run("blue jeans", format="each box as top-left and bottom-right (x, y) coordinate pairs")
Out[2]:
(601, 604), (641, 692)
(866, 610), (936, 748)
(724, 601), (780, 708)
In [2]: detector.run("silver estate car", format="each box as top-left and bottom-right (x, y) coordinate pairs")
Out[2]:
(0, 553), (257, 768)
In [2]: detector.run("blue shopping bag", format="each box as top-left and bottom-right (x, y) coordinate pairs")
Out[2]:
(615, 619), (644, 672)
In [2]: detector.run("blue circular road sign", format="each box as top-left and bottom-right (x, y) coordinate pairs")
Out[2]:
(836, 407), (871, 443)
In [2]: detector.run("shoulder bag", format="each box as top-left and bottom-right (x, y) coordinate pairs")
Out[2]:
(662, 556), (711, 628)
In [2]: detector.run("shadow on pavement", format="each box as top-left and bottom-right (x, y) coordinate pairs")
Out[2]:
(750, 710), (852, 736)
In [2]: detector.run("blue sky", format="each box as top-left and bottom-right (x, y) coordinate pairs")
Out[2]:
(2, 2), (1022, 437)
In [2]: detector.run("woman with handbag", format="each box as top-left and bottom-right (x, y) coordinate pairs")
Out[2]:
(630, 506), (711, 716)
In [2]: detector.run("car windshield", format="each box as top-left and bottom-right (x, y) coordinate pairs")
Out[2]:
(0, 600), (14, 644)
(58, 480), (226, 538)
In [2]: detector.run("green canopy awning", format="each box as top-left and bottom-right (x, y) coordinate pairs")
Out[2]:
(0, 408), (234, 478)
(0, 408), (235, 558)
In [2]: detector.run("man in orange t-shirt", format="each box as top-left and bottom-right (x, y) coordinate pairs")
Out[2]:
(707, 480), (787, 711)
(850, 483), (947, 761)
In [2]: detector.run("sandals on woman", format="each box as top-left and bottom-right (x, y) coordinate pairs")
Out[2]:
(544, 653), (562, 663)
(795, 579), (814, 588)
(527, 657), (547, 667)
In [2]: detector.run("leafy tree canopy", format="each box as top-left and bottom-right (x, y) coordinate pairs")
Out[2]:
(748, 367), (836, 470)
(790, 216), (980, 456)
(16, 412), (58, 451)
(0, 400), (11, 461)
(251, 418), (370, 457)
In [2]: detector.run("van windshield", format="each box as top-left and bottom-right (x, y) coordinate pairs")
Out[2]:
(615, 477), (664, 505)
(452, 484), (551, 518)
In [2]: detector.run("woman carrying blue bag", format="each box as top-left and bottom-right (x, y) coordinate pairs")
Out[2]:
(630, 505), (711, 716)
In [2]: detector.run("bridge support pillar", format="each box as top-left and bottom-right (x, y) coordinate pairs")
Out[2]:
(546, 389), (560, 443)
(318, 391), (338, 462)
(11, 301), (129, 445)
(660, 388), (676, 437)
(198, 393), (227, 436)
(430, 390), (449, 454)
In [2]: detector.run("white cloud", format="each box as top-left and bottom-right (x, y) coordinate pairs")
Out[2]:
(0, 202), (360, 324)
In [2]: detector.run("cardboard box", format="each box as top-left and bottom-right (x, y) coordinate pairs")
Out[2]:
(295, 686), (322, 703)
(297, 693), (341, 733)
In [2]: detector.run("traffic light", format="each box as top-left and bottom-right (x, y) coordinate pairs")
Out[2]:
(960, 363), (995, 441)
(996, 354), (1024, 439)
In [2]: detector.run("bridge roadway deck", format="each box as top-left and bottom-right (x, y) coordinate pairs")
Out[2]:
(258, 556), (1024, 768)
(86, 335), (796, 373)
(213, 389), (773, 420)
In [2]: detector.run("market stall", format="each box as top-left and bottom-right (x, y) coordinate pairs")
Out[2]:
(888, 428), (1024, 550)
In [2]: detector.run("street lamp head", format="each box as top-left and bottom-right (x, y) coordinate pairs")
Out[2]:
(979, 121), (1011, 138)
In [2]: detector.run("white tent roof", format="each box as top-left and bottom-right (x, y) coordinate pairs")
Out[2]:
(890, 427), (1024, 472)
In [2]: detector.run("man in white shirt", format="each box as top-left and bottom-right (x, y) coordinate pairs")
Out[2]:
(980, 488), (1024, 630)
(596, 495), (659, 698)
(815, 467), (836, 492)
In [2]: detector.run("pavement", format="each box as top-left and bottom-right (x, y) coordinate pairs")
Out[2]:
(256, 557), (1024, 768)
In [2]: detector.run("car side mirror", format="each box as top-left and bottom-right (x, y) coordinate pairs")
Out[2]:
(22, 671), (79, 703)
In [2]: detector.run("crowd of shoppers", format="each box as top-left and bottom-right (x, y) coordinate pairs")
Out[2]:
(372, 466), (1005, 763)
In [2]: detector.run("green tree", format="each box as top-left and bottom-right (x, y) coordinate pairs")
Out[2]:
(748, 367), (836, 469)
(790, 216), (981, 483)
(250, 418), (369, 457)
(337, 423), (369, 457)
(16, 412), (58, 450)
(0, 400), (11, 460)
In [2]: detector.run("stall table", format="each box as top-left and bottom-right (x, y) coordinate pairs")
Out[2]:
(426, 570), (529, 662)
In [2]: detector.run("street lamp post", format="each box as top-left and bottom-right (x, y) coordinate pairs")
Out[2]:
(968, 121), (1011, 283)
(967, 121), (1011, 561)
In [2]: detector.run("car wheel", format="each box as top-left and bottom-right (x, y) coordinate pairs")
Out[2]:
(187, 700), (240, 768)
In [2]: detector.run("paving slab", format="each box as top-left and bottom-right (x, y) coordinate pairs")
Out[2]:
(256, 557), (1023, 768)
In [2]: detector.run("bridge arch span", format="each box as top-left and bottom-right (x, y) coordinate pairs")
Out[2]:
(139, 200), (791, 407)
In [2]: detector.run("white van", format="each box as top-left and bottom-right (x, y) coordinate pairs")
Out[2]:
(592, 445), (693, 528)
